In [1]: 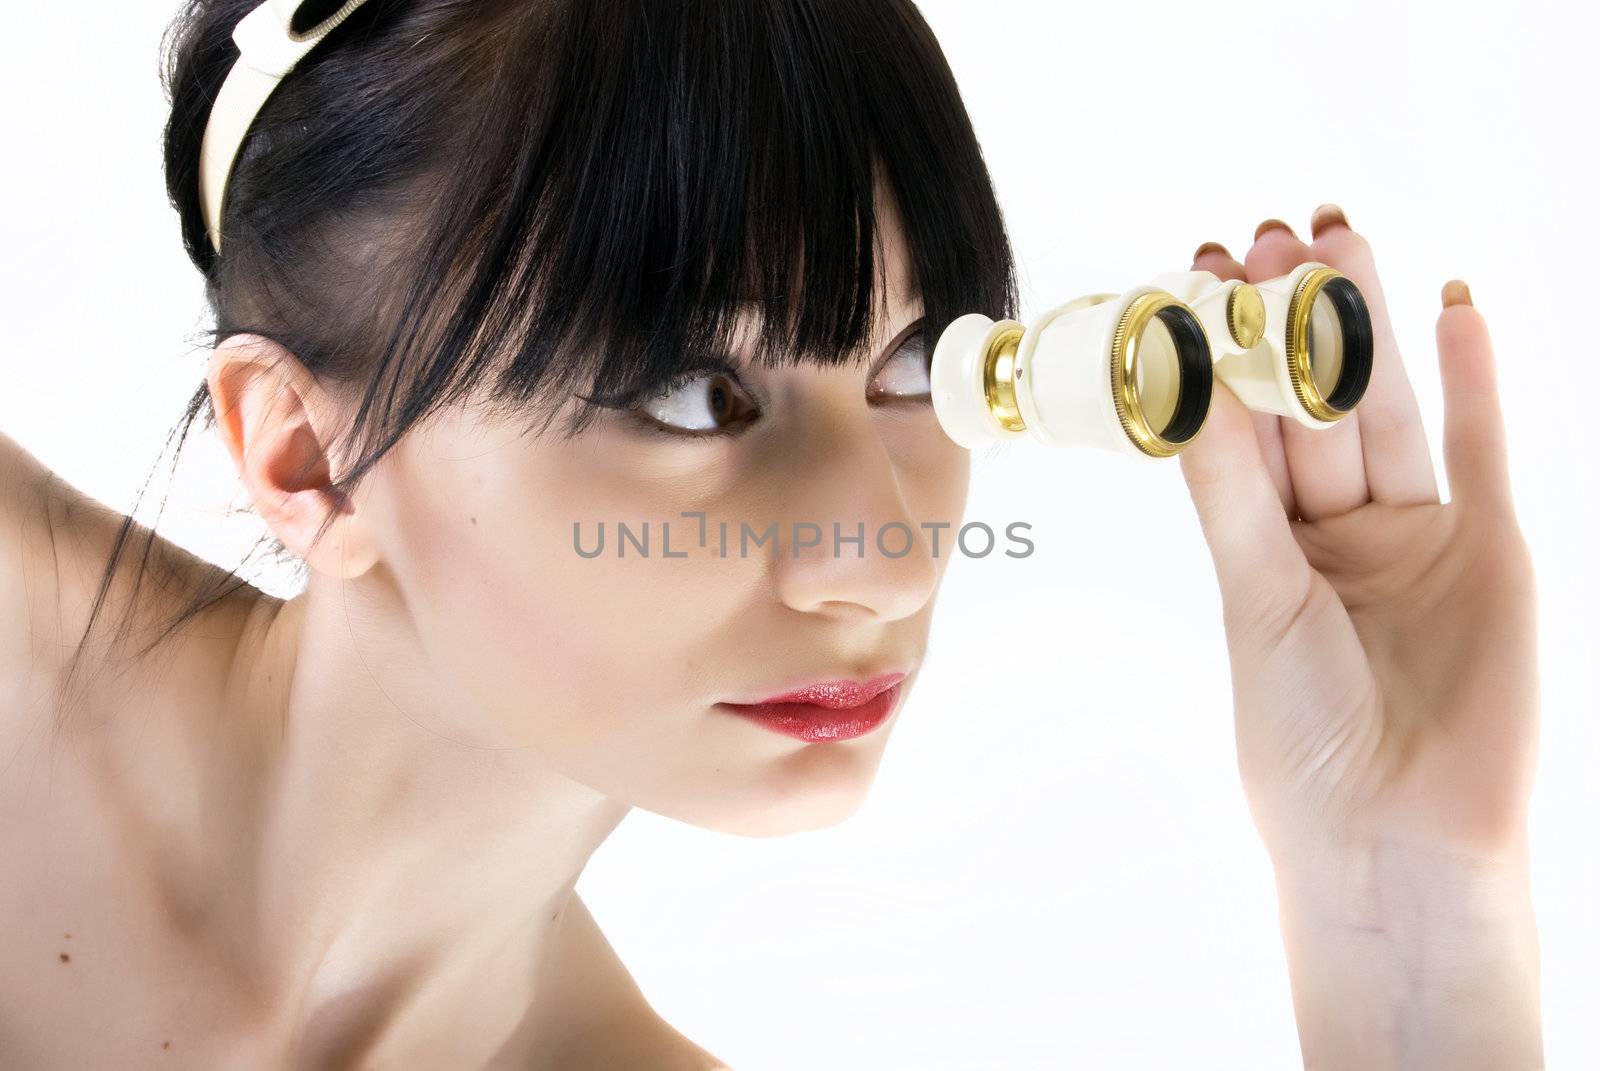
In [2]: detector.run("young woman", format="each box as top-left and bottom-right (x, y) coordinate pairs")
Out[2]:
(0, 0), (1542, 1066)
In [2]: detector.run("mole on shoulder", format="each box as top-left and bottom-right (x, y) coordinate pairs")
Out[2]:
(162, 1041), (171, 1050)
(58, 952), (70, 963)
(470, 516), (478, 526)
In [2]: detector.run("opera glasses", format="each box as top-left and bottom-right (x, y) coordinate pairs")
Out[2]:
(930, 263), (1374, 460)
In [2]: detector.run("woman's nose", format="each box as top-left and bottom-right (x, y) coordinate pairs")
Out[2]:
(769, 424), (943, 623)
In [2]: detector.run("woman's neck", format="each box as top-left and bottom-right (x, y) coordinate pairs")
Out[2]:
(207, 571), (633, 1059)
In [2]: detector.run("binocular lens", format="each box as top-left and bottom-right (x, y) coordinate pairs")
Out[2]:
(1307, 288), (1346, 397)
(1291, 272), (1374, 418)
(1119, 301), (1211, 454)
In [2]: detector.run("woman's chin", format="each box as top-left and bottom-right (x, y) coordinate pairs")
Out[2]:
(664, 739), (889, 838)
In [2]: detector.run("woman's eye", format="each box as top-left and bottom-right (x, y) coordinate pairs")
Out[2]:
(634, 370), (756, 435)
(868, 328), (930, 402)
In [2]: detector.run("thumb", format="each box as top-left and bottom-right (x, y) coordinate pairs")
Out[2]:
(1179, 377), (1312, 634)
(1436, 281), (1514, 518)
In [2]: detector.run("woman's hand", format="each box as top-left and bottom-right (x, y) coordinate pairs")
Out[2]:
(1180, 207), (1542, 1069)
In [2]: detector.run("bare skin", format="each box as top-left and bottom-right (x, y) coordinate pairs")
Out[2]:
(1183, 209), (1542, 1068)
(0, 192), (943, 1068)
(0, 463), (737, 1068)
(0, 201), (1542, 1068)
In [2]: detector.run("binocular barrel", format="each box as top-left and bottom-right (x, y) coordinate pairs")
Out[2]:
(931, 262), (1375, 460)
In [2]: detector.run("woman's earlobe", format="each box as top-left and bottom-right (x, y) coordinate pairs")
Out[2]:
(297, 500), (381, 581)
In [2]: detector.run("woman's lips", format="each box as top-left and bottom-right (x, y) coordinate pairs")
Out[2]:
(718, 671), (907, 742)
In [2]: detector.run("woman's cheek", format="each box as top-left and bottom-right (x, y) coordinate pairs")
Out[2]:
(879, 413), (971, 530)
(381, 424), (762, 746)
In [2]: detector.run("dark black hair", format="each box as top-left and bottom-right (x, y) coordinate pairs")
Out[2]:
(63, 0), (1018, 708)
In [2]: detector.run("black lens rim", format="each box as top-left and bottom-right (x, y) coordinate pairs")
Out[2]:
(1315, 277), (1374, 413)
(1150, 304), (1213, 445)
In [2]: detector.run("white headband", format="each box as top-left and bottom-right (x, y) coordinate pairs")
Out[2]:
(197, 0), (374, 254)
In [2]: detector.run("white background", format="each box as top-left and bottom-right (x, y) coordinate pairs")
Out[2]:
(3, 1), (1595, 1067)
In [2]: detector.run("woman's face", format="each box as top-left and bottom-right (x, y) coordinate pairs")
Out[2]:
(357, 201), (968, 836)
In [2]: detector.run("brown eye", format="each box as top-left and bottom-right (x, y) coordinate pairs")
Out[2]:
(636, 370), (755, 434)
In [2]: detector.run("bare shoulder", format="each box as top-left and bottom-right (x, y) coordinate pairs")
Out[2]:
(555, 1008), (733, 1071)
(0, 428), (259, 718)
(524, 894), (734, 1071)
(0, 428), (62, 700)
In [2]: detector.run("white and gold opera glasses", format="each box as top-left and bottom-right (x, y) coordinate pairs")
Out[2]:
(931, 263), (1374, 460)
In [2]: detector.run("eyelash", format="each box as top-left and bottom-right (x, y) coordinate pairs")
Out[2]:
(619, 319), (931, 441)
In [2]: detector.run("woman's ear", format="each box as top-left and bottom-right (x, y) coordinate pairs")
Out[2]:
(206, 333), (380, 580)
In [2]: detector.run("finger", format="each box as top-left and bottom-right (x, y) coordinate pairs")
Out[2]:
(1192, 241), (1297, 520)
(1192, 241), (1246, 282)
(1308, 204), (1439, 506)
(1179, 373), (1314, 637)
(1436, 281), (1513, 518)
(1245, 220), (1370, 522)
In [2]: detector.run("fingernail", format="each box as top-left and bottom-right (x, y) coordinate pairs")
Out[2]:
(1193, 241), (1230, 261)
(1441, 279), (1473, 308)
(1310, 203), (1349, 238)
(1254, 218), (1295, 241)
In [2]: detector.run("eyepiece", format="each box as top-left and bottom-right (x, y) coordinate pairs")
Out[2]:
(982, 326), (1027, 434)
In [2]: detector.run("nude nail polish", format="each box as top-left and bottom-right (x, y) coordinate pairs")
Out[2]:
(1254, 218), (1294, 241)
(1441, 279), (1473, 308)
(1310, 203), (1348, 238)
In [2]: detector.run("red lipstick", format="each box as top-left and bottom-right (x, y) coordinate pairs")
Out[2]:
(718, 671), (907, 742)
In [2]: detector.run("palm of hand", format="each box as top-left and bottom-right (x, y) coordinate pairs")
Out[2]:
(1181, 210), (1537, 869)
